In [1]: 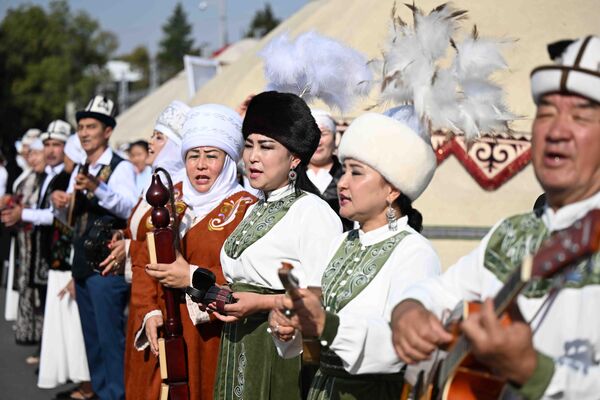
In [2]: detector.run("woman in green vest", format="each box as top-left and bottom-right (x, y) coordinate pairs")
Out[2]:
(270, 107), (442, 400)
(212, 91), (343, 400)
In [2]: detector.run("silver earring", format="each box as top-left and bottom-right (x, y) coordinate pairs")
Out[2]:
(386, 202), (397, 231)
(288, 168), (297, 184)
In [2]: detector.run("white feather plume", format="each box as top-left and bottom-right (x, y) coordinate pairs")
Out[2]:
(259, 31), (372, 113)
(377, 2), (516, 140)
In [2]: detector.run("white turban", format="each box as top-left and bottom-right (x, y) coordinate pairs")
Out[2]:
(154, 100), (191, 145)
(311, 108), (336, 134)
(29, 138), (44, 151)
(64, 134), (87, 164)
(180, 104), (244, 162)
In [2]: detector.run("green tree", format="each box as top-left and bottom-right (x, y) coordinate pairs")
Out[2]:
(118, 45), (151, 90)
(0, 0), (117, 146)
(245, 3), (280, 38)
(157, 3), (199, 83)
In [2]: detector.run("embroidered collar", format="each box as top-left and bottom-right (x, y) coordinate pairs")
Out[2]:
(542, 191), (600, 232)
(357, 216), (410, 246)
(264, 184), (295, 202)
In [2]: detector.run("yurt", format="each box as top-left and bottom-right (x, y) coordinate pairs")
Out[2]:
(187, 0), (598, 267)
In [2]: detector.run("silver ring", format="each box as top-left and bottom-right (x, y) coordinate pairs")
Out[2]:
(273, 324), (279, 333)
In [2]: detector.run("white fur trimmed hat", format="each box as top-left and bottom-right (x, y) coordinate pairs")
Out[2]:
(180, 104), (244, 162)
(338, 111), (436, 201)
(154, 100), (191, 145)
(531, 36), (600, 104)
(40, 119), (71, 143)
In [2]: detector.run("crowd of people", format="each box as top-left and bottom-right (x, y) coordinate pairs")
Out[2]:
(0, 17), (598, 400)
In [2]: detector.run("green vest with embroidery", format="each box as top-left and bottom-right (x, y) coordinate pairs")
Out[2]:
(322, 229), (411, 313)
(484, 211), (600, 298)
(223, 192), (306, 259)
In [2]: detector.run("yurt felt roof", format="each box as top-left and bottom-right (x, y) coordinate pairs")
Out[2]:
(109, 39), (260, 147)
(188, 0), (598, 267)
(110, 70), (188, 147)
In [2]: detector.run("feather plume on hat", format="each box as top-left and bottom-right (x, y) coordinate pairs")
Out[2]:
(375, 2), (516, 140)
(259, 31), (372, 113)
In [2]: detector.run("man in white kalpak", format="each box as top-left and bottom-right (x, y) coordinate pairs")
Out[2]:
(52, 96), (138, 400)
(392, 35), (600, 399)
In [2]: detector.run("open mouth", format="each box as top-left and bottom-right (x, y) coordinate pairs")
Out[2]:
(543, 149), (570, 167)
(339, 193), (351, 206)
(248, 168), (263, 179)
(193, 175), (211, 185)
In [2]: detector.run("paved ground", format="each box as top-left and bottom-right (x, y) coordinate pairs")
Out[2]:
(0, 288), (74, 400)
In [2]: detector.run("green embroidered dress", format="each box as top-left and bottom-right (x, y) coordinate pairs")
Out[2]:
(305, 221), (441, 400)
(215, 185), (343, 400)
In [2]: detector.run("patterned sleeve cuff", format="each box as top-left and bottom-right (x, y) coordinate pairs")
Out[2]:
(318, 311), (340, 347)
(512, 351), (555, 400)
(134, 309), (163, 350)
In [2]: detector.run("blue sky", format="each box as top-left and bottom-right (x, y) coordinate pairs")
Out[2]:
(0, 0), (309, 56)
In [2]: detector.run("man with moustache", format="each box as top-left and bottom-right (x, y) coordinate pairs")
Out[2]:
(52, 96), (138, 400)
(391, 36), (600, 399)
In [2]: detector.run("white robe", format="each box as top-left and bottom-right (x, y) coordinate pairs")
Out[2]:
(37, 270), (90, 388)
(276, 217), (441, 378)
(220, 185), (343, 289)
(397, 190), (600, 399)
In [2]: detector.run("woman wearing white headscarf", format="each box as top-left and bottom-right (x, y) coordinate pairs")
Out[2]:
(127, 104), (257, 400)
(91, 100), (189, 399)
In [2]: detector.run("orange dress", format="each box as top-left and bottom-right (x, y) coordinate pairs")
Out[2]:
(128, 189), (256, 400)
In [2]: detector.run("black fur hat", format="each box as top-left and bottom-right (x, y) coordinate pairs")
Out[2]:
(242, 91), (320, 165)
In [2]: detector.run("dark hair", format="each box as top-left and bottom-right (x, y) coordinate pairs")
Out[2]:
(129, 140), (149, 153)
(292, 163), (321, 197)
(395, 193), (423, 232)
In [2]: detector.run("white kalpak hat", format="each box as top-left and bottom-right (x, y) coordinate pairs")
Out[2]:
(531, 36), (600, 104)
(40, 119), (71, 143)
(180, 104), (243, 162)
(76, 95), (117, 128)
(338, 109), (436, 201)
(311, 109), (336, 134)
(154, 100), (191, 145)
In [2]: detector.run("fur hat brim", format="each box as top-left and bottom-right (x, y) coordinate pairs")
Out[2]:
(338, 113), (436, 201)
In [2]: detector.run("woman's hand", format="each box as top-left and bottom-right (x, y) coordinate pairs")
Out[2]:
(145, 253), (191, 288)
(100, 233), (126, 276)
(212, 292), (281, 323)
(268, 307), (298, 342)
(57, 278), (76, 300)
(281, 289), (326, 338)
(145, 314), (164, 356)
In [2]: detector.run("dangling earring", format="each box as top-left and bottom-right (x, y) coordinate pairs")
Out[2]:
(288, 167), (297, 185)
(386, 201), (397, 231)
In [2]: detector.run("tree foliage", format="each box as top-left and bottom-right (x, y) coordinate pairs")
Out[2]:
(0, 0), (117, 146)
(118, 45), (151, 90)
(157, 3), (199, 83)
(245, 3), (280, 39)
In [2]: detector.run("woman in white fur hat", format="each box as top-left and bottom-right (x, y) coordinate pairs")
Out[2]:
(269, 107), (442, 400)
(123, 103), (257, 400)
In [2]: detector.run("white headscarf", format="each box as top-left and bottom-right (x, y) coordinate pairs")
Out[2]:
(180, 104), (245, 221)
(151, 100), (190, 176)
(64, 134), (86, 164)
(153, 138), (184, 176)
